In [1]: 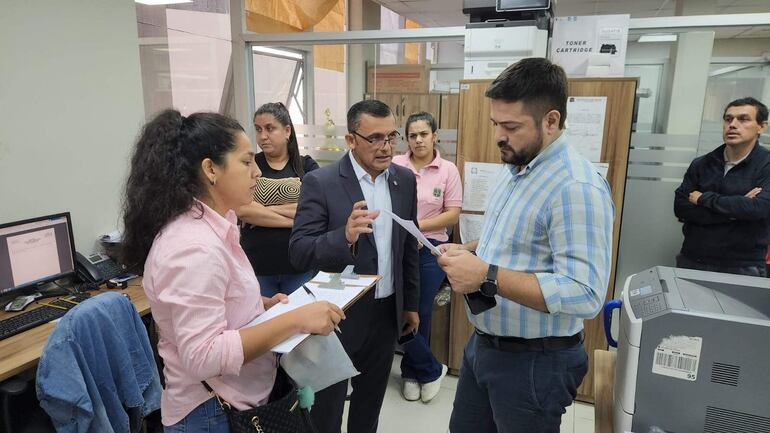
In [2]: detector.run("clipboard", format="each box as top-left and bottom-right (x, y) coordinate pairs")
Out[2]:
(242, 273), (381, 353)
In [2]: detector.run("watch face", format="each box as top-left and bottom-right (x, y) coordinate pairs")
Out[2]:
(480, 281), (497, 297)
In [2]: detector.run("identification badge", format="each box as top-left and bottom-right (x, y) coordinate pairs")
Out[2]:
(432, 187), (442, 198)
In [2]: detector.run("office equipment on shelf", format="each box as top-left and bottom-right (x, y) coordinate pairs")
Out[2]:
(610, 266), (770, 433)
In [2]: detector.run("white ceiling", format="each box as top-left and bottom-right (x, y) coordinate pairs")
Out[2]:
(375, 0), (770, 38)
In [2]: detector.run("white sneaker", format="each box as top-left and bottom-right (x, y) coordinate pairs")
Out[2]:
(402, 379), (420, 401)
(420, 364), (448, 403)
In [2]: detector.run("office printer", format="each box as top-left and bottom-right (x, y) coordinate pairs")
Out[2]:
(614, 266), (770, 433)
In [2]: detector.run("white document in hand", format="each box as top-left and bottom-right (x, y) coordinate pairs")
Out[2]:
(379, 208), (442, 256)
(241, 289), (315, 353)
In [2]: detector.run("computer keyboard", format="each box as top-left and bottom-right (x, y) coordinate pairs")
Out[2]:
(0, 293), (91, 341)
(0, 306), (66, 341)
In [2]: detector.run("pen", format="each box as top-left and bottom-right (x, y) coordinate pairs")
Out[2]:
(302, 284), (342, 334)
(38, 301), (67, 311)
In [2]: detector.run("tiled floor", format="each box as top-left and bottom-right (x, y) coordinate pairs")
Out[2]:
(341, 354), (595, 433)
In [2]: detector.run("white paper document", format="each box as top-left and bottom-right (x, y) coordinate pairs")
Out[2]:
(302, 282), (360, 309)
(243, 289), (315, 353)
(379, 208), (442, 256)
(244, 278), (375, 353)
(462, 162), (503, 212)
(459, 214), (485, 244)
(566, 96), (607, 162)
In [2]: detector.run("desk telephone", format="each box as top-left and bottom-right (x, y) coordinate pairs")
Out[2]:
(75, 251), (123, 285)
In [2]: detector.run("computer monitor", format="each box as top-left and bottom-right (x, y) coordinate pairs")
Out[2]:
(0, 212), (77, 298)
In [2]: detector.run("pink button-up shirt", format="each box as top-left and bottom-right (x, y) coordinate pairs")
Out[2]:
(393, 150), (462, 242)
(143, 201), (275, 426)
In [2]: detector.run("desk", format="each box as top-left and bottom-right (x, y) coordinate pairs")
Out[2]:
(0, 281), (149, 382)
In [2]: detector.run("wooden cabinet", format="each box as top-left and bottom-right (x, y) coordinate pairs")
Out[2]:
(439, 94), (460, 130)
(365, 93), (454, 129)
(450, 78), (637, 403)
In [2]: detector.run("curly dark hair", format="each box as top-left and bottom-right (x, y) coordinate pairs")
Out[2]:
(120, 109), (244, 272)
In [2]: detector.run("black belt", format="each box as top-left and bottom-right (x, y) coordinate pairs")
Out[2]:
(475, 329), (583, 352)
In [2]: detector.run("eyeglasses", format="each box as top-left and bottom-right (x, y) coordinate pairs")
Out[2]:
(351, 130), (401, 149)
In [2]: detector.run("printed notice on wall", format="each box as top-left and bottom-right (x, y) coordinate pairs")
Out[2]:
(651, 335), (702, 381)
(462, 162), (503, 212)
(566, 96), (607, 162)
(550, 14), (629, 77)
(459, 214), (485, 244)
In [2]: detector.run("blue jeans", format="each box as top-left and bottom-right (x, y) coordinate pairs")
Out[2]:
(257, 271), (316, 298)
(449, 333), (588, 433)
(401, 239), (445, 383)
(164, 397), (229, 433)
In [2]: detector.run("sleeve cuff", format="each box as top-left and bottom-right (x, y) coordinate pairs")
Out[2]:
(535, 272), (563, 314)
(444, 200), (462, 208)
(332, 226), (356, 261)
(220, 329), (245, 376)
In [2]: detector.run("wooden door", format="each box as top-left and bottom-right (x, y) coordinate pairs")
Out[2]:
(450, 78), (637, 402)
(367, 93), (404, 125)
(439, 94), (460, 130)
(568, 77), (636, 402)
(449, 81), (495, 373)
(365, 93), (442, 129)
(401, 94), (441, 128)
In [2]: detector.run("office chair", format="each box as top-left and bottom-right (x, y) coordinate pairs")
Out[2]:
(0, 374), (54, 433)
(35, 292), (161, 433)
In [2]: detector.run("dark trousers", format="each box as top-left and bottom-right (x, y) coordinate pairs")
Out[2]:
(310, 292), (397, 433)
(676, 254), (766, 277)
(256, 270), (315, 297)
(401, 239), (445, 383)
(449, 333), (588, 433)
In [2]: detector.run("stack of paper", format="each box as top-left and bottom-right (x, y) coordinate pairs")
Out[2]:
(243, 273), (378, 353)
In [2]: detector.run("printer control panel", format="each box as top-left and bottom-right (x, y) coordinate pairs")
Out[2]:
(627, 269), (668, 318)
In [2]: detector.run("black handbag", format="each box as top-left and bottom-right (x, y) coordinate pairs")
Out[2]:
(202, 368), (316, 433)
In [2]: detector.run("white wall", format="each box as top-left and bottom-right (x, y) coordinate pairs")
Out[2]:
(0, 0), (145, 253)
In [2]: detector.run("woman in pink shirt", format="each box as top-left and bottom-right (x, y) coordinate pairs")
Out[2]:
(392, 112), (462, 403)
(120, 110), (344, 432)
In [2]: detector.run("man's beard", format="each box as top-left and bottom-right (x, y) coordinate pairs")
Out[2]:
(498, 129), (543, 166)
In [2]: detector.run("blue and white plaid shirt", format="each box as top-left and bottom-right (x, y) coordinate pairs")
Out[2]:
(473, 133), (615, 338)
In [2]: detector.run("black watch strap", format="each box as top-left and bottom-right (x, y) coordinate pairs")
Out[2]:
(486, 264), (498, 283)
(479, 264), (498, 297)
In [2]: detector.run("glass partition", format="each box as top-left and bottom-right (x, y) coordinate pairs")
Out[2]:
(136, 1), (232, 118)
(249, 40), (462, 167)
(701, 62), (770, 154)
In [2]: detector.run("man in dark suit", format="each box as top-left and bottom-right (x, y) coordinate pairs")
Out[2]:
(289, 99), (420, 433)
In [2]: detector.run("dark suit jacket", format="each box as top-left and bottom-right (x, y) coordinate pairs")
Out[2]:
(289, 153), (420, 331)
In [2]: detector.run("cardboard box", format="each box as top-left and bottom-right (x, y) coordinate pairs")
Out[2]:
(367, 64), (429, 94)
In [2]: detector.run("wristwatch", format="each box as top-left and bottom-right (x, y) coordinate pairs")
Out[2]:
(479, 264), (498, 297)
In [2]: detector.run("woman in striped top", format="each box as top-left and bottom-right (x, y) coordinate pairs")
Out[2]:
(237, 103), (319, 297)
